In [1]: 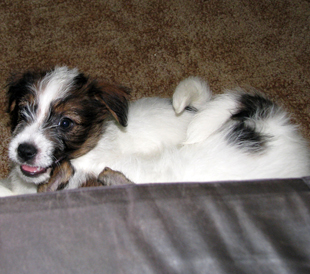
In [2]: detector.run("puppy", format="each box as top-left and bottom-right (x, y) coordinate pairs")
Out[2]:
(0, 66), (309, 196)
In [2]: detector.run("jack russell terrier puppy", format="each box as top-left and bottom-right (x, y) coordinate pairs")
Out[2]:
(0, 66), (309, 196)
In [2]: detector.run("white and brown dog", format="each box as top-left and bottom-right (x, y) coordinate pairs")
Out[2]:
(0, 66), (309, 196)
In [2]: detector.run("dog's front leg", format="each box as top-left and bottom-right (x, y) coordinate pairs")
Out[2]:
(97, 167), (134, 186)
(37, 161), (74, 192)
(79, 167), (133, 188)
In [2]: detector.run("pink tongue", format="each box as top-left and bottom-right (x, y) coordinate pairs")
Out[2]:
(22, 165), (45, 174)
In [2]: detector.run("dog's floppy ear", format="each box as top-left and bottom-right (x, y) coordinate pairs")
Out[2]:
(6, 72), (35, 132)
(7, 86), (19, 131)
(96, 82), (131, 127)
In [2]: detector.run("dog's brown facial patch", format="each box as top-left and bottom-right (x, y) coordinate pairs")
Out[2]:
(45, 92), (108, 159)
(41, 76), (130, 160)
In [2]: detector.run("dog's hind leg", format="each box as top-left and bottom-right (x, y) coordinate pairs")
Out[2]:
(172, 77), (212, 114)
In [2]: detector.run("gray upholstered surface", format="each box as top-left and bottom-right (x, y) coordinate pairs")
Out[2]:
(1, 178), (310, 274)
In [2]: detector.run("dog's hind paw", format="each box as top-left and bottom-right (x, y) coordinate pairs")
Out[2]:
(172, 77), (212, 114)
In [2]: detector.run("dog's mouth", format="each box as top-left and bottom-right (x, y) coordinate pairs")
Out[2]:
(20, 157), (65, 178)
(20, 165), (49, 177)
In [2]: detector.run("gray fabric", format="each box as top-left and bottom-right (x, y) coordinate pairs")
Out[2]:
(1, 179), (310, 274)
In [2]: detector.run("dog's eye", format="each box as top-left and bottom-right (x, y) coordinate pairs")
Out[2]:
(58, 118), (73, 130)
(19, 107), (30, 121)
(19, 110), (26, 120)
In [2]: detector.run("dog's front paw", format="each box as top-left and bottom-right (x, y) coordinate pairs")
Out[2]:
(37, 160), (74, 192)
(98, 167), (134, 186)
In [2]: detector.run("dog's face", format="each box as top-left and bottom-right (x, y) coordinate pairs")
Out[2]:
(7, 66), (130, 184)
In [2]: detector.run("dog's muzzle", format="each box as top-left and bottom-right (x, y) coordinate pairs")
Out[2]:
(17, 143), (49, 177)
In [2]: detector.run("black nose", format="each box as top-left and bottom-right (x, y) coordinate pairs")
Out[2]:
(17, 143), (38, 162)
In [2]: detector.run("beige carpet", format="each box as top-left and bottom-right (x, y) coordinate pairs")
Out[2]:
(0, 0), (309, 178)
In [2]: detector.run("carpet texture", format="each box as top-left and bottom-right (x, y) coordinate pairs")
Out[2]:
(0, 0), (309, 178)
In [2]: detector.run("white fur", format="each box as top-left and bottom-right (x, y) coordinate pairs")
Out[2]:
(31, 67), (79, 123)
(1, 71), (309, 196)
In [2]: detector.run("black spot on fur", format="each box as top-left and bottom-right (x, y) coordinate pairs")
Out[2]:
(227, 122), (268, 152)
(227, 93), (276, 153)
(231, 93), (275, 121)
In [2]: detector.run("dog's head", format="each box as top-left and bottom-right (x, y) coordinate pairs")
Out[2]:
(7, 66), (130, 184)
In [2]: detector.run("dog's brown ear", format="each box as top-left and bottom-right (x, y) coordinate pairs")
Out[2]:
(6, 71), (45, 132)
(96, 82), (131, 127)
(6, 72), (34, 132)
(6, 74), (21, 131)
(7, 93), (18, 131)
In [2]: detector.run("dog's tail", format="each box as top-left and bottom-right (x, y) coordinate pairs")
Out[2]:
(172, 77), (212, 114)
